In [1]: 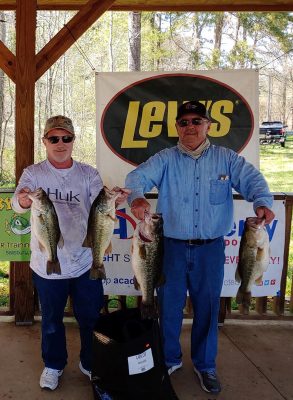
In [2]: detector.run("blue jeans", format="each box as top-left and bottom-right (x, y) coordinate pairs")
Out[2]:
(157, 237), (225, 371)
(33, 269), (104, 371)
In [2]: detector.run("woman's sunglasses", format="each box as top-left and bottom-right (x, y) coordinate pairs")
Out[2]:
(45, 135), (75, 144)
(177, 118), (208, 127)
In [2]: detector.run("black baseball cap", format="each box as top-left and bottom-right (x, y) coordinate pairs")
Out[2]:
(176, 101), (210, 121)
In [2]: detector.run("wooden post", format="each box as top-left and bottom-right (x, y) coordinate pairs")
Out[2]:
(272, 195), (293, 315)
(14, 0), (36, 325)
(255, 297), (267, 315)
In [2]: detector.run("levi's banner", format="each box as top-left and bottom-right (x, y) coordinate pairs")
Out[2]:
(95, 70), (259, 188)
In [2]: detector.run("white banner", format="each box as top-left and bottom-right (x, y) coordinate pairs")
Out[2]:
(96, 70), (259, 189)
(102, 198), (285, 298)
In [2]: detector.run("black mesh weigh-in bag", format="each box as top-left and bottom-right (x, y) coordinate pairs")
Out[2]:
(91, 307), (179, 400)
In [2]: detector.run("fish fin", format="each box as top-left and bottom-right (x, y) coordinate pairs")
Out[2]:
(58, 234), (64, 249)
(104, 242), (112, 255)
(47, 260), (61, 275)
(255, 275), (263, 285)
(155, 272), (165, 287)
(82, 233), (92, 248)
(107, 214), (117, 222)
(236, 287), (251, 308)
(90, 264), (106, 280)
(256, 247), (264, 261)
(235, 266), (241, 283)
(38, 241), (46, 253)
(133, 275), (140, 290)
(138, 244), (147, 260)
(140, 302), (158, 320)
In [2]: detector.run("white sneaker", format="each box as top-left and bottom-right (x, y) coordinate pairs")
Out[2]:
(79, 361), (91, 379)
(40, 367), (63, 390)
(168, 361), (183, 375)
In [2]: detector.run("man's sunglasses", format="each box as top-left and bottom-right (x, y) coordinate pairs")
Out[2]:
(45, 135), (75, 144)
(177, 118), (208, 127)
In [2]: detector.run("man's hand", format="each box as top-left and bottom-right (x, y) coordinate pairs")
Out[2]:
(256, 206), (275, 224)
(17, 187), (32, 209)
(113, 187), (132, 207)
(130, 198), (151, 220)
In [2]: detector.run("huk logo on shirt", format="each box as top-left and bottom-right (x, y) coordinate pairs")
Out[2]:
(101, 74), (254, 166)
(47, 188), (80, 203)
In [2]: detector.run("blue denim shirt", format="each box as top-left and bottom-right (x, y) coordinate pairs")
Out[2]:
(125, 145), (273, 240)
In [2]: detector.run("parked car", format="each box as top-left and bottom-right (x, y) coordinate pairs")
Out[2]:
(259, 121), (287, 147)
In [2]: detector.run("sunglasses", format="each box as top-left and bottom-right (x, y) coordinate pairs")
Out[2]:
(177, 118), (208, 127)
(45, 135), (75, 144)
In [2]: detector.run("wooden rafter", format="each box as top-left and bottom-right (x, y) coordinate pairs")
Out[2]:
(0, 40), (15, 82)
(35, 0), (115, 80)
(0, 0), (293, 11)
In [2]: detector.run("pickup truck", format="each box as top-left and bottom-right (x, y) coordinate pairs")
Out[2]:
(259, 121), (287, 147)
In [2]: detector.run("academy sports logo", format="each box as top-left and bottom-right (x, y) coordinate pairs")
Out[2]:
(101, 73), (254, 166)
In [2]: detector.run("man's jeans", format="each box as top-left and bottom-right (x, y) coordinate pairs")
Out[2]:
(33, 269), (104, 371)
(157, 237), (225, 371)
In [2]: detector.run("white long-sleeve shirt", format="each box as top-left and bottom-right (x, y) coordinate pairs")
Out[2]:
(11, 159), (103, 279)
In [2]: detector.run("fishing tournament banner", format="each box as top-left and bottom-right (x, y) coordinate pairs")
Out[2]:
(0, 191), (286, 297)
(104, 198), (285, 298)
(95, 70), (259, 189)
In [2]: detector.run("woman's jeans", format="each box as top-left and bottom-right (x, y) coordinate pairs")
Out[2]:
(33, 269), (104, 371)
(157, 237), (225, 371)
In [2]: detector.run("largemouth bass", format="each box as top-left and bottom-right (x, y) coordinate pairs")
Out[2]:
(83, 187), (122, 280)
(235, 217), (270, 309)
(131, 213), (164, 319)
(28, 188), (64, 275)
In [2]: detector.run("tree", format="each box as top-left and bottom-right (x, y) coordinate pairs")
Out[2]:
(128, 12), (141, 71)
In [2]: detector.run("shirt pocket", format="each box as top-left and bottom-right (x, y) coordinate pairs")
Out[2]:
(209, 179), (230, 205)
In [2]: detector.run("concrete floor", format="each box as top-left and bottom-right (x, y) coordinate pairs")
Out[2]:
(0, 318), (292, 400)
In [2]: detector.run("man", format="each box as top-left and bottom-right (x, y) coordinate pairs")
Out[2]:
(125, 101), (275, 394)
(12, 115), (129, 391)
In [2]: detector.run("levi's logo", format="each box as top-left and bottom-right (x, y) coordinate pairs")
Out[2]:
(101, 74), (254, 166)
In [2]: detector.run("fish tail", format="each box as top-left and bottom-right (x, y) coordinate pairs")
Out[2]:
(236, 287), (251, 308)
(89, 264), (106, 280)
(140, 302), (158, 320)
(47, 260), (61, 275)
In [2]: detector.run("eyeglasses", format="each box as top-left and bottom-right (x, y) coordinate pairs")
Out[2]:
(177, 118), (208, 127)
(44, 135), (75, 144)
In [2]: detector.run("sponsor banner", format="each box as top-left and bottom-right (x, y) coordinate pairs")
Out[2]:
(0, 191), (284, 297)
(0, 192), (31, 261)
(96, 70), (259, 188)
(221, 199), (284, 297)
(103, 198), (285, 298)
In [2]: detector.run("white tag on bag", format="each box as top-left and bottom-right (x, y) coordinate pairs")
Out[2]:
(128, 348), (154, 375)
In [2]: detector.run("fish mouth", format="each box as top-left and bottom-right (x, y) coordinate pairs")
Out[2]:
(246, 217), (265, 230)
(27, 187), (44, 200)
(103, 186), (123, 201)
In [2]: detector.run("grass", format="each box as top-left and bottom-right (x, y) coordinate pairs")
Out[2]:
(0, 261), (9, 307)
(259, 136), (293, 193)
(260, 136), (293, 299)
(0, 138), (292, 309)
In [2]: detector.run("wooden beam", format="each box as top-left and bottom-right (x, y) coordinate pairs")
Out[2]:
(14, 0), (37, 325)
(2, 0), (293, 11)
(35, 0), (115, 80)
(0, 40), (16, 82)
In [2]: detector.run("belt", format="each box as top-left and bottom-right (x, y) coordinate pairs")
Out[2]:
(168, 237), (218, 246)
